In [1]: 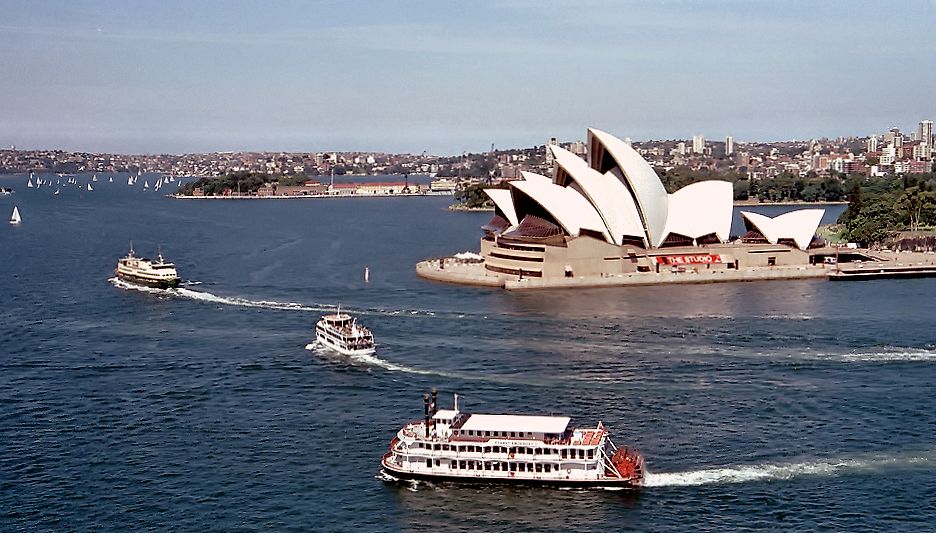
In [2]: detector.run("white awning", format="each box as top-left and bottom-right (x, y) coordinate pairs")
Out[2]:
(460, 414), (571, 434)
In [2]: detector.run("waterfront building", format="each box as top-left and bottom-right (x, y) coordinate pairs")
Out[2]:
(461, 129), (826, 284)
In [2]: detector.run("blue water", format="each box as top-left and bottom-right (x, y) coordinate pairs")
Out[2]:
(1, 174), (934, 532)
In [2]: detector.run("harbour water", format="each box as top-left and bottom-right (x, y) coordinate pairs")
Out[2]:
(1, 174), (934, 531)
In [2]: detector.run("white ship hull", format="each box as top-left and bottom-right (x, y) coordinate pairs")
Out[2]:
(381, 456), (640, 488)
(316, 333), (376, 356)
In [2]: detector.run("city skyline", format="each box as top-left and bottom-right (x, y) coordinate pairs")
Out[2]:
(2, 0), (935, 155)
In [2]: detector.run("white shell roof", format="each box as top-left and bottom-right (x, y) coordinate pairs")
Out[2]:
(510, 179), (610, 240)
(519, 171), (552, 185)
(741, 209), (825, 250)
(662, 180), (734, 243)
(588, 128), (670, 247)
(549, 144), (647, 246)
(460, 414), (571, 435)
(482, 188), (519, 227)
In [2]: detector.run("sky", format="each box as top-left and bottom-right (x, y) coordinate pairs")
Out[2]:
(1, 0), (935, 155)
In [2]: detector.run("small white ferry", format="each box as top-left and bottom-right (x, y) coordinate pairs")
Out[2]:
(115, 244), (180, 289)
(315, 311), (375, 355)
(381, 391), (644, 488)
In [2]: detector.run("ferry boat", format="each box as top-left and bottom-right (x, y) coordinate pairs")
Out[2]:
(115, 244), (180, 288)
(314, 311), (375, 355)
(381, 391), (644, 488)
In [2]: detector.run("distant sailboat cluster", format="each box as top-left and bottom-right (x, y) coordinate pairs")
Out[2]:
(10, 171), (184, 198)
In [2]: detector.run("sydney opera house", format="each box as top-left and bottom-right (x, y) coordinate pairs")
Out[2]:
(419, 128), (831, 288)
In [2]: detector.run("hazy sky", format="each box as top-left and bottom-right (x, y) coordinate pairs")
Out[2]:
(2, 0), (934, 154)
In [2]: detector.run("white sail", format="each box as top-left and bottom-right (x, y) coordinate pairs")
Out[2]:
(9, 206), (21, 224)
(109, 176), (113, 183)
(27, 177), (34, 188)
(143, 180), (149, 189)
(92, 174), (98, 182)
(54, 188), (60, 195)
(87, 183), (93, 191)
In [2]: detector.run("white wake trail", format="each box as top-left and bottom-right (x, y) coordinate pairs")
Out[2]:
(304, 342), (455, 377)
(644, 450), (933, 487)
(111, 278), (466, 319)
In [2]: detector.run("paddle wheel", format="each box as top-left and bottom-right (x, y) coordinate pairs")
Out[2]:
(607, 447), (644, 483)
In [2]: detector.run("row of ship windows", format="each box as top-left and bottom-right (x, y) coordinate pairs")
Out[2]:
(319, 330), (370, 341)
(459, 429), (542, 438)
(424, 459), (597, 472)
(411, 442), (594, 460)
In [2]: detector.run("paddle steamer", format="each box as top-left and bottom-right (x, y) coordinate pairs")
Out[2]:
(381, 391), (644, 488)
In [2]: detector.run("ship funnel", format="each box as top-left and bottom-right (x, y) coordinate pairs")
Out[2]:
(423, 393), (431, 437)
(431, 388), (438, 416)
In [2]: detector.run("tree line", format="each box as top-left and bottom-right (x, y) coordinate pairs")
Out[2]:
(178, 172), (310, 196)
(838, 173), (936, 246)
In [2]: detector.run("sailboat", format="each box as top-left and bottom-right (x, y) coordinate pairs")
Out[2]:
(128, 176), (133, 186)
(108, 176), (113, 183)
(9, 206), (21, 225)
(92, 174), (98, 182)
(54, 188), (60, 195)
(143, 180), (150, 189)
(87, 183), (94, 191)
(27, 176), (34, 188)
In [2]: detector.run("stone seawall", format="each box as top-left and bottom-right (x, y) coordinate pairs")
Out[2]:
(416, 259), (831, 290)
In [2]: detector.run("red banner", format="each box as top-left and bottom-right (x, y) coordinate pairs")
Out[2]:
(655, 254), (723, 265)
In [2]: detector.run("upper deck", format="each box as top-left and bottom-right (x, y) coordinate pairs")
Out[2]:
(403, 411), (606, 447)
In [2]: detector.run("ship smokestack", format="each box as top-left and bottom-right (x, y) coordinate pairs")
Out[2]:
(423, 393), (431, 437)
(431, 388), (438, 416)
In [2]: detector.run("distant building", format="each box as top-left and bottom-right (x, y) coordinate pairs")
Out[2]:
(430, 178), (457, 192)
(920, 120), (934, 147)
(545, 137), (559, 166)
(725, 136), (734, 156)
(692, 135), (705, 154)
(866, 135), (878, 153)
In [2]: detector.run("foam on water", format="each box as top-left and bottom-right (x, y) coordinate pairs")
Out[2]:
(644, 449), (934, 487)
(304, 341), (451, 377)
(110, 277), (461, 318)
(836, 347), (936, 362)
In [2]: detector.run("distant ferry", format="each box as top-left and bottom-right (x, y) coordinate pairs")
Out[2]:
(381, 391), (645, 488)
(315, 311), (375, 355)
(115, 245), (180, 288)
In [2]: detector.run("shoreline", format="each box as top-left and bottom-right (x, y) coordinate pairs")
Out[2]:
(733, 200), (848, 206)
(415, 259), (832, 290)
(168, 191), (453, 200)
(447, 205), (494, 212)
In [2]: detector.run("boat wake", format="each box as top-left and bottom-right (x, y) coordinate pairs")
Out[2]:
(109, 277), (468, 318)
(304, 342), (453, 377)
(834, 346), (936, 362)
(643, 449), (933, 488)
